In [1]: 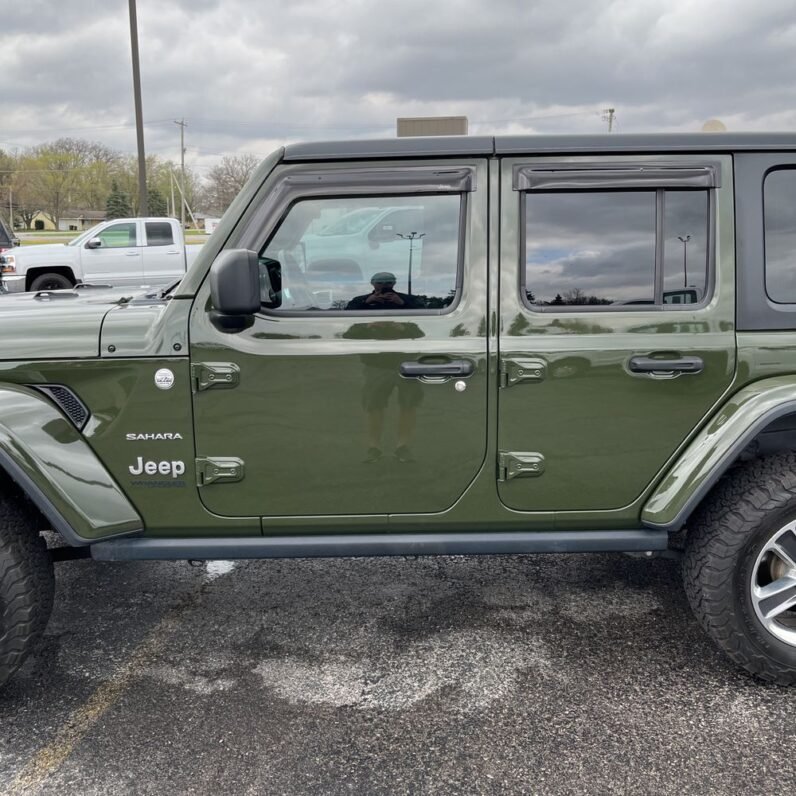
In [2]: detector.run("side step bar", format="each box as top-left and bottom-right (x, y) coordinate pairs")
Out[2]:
(90, 530), (668, 562)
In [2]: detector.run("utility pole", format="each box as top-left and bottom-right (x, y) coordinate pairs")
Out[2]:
(678, 234), (691, 287)
(397, 232), (425, 295)
(174, 119), (187, 229)
(602, 107), (616, 133)
(128, 0), (147, 216)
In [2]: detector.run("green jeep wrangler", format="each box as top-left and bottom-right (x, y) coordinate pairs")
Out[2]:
(1, 133), (795, 688)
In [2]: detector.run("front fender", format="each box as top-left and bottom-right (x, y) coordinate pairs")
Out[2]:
(0, 385), (142, 544)
(642, 376), (796, 531)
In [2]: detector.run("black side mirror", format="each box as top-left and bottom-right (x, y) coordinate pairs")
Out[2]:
(209, 249), (260, 316)
(85, 237), (102, 249)
(12, 238), (20, 248)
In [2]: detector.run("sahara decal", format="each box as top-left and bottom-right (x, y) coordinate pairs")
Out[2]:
(126, 432), (184, 441)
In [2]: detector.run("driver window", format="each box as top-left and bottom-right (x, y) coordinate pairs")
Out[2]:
(259, 194), (462, 312)
(97, 222), (137, 248)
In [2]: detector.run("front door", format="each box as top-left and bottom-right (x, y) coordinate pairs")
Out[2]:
(81, 220), (143, 285)
(497, 155), (736, 513)
(190, 160), (489, 520)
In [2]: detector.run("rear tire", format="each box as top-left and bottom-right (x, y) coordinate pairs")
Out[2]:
(0, 493), (54, 689)
(683, 453), (796, 685)
(29, 272), (73, 292)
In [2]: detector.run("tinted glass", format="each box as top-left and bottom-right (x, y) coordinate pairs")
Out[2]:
(98, 222), (136, 248)
(260, 195), (461, 312)
(662, 191), (708, 304)
(525, 192), (656, 306)
(765, 169), (796, 303)
(145, 221), (174, 247)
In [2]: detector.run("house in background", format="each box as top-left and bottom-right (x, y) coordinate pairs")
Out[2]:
(29, 211), (56, 231)
(28, 210), (107, 232)
(58, 210), (107, 232)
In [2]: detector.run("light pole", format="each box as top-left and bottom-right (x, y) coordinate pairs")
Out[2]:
(678, 234), (691, 287)
(174, 119), (187, 228)
(397, 231), (424, 295)
(128, 0), (147, 216)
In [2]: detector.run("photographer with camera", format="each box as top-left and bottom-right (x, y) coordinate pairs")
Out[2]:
(346, 272), (421, 311)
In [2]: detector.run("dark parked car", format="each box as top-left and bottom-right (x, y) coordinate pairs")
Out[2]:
(0, 217), (19, 255)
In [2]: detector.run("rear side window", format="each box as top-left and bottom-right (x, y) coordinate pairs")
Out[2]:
(259, 194), (462, 313)
(764, 169), (796, 303)
(524, 189), (710, 308)
(145, 222), (174, 247)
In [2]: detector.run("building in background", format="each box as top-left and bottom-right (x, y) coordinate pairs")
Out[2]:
(396, 116), (468, 137)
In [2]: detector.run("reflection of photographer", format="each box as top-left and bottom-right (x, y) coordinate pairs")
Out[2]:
(346, 272), (422, 311)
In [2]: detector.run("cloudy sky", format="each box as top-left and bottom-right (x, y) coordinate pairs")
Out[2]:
(2, 0), (795, 175)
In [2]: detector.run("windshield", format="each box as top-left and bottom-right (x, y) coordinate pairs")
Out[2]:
(67, 221), (107, 246)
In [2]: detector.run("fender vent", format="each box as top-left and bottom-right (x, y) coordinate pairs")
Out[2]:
(31, 384), (90, 430)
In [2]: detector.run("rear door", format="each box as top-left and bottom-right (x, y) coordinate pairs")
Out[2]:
(142, 221), (187, 283)
(497, 155), (736, 513)
(189, 159), (489, 520)
(80, 220), (143, 285)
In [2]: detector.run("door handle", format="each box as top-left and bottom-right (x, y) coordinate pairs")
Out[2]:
(628, 355), (704, 375)
(400, 359), (475, 378)
(125, 251), (140, 256)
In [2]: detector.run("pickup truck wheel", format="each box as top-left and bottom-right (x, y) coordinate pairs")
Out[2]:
(29, 273), (73, 292)
(0, 495), (54, 689)
(683, 453), (796, 685)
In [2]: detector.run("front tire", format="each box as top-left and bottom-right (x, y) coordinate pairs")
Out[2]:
(29, 272), (73, 292)
(0, 493), (54, 689)
(683, 453), (796, 685)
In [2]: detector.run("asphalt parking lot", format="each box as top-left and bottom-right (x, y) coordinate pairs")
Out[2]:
(1, 551), (794, 795)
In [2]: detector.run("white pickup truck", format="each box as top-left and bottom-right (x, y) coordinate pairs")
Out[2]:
(0, 217), (203, 293)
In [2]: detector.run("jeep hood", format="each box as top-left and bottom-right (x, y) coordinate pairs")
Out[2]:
(0, 287), (159, 360)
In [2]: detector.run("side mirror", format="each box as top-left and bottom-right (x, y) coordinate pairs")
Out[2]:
(209, 249), (260, 315)
(85, 237), (102, 249)
(12, 238), (20, 248)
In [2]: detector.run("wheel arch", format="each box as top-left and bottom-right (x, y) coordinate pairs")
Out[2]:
(643, 376), (796, 532)
(24, 265), (76, 291)
(0, 384), (142, 546)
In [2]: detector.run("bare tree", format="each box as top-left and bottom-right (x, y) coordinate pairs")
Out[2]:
(23, 138), (120, 227)
(204, 154), (259, 215)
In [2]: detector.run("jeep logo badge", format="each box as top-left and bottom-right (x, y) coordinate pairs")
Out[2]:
(154, 368), (175, 390)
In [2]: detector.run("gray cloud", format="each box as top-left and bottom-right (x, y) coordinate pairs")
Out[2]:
(2, 0), (796, 174)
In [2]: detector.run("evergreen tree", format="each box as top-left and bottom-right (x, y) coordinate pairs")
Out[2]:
(147, 185), (167, 217)
(106, 180), (132, 219)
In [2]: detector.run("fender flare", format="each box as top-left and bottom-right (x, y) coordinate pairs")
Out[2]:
(0, 385), (142, 545)
(642, 376), (796, 531)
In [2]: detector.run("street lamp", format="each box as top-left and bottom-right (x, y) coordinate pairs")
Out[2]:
(677, 234), (691, 287)
(397, 231), (425, 296)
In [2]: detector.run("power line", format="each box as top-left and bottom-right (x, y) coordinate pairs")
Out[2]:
(0, 119), (174, 135)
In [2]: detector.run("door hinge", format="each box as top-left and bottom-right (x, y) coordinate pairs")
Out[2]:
(196, 456), (245, 486)
(499, 358), (546, 388)
(192, 362), (240, 392)
(498, 451), (545, 481)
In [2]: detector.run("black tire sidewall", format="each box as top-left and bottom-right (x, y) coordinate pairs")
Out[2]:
(30, 273), (72, 291)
